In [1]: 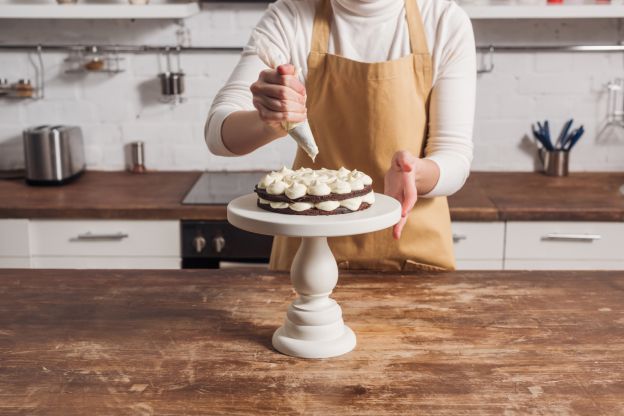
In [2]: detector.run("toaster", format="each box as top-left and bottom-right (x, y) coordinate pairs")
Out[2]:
(23, 125), (86, 185)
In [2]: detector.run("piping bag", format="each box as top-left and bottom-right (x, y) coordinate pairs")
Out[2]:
(253, 32), (319, 161)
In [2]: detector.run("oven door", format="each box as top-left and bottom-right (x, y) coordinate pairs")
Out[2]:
(181, 220), (273, 269)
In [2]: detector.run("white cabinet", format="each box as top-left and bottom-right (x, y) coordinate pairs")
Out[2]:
(505, 222), (624, 270)
(452, 222), (505, 270)
(0, 219), (30, 268)
(0, 220), (180, 269)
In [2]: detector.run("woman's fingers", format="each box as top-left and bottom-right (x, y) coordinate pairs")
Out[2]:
(250, 82), (306, 104)
(393, 216), (408, 240)
(259, 69), (306, 95)
(401, 171), (417, 216)
(254, 94), (306, 113)
(253, 100), (307, 124)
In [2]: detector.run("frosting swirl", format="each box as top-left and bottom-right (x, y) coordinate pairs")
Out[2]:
(285, 182), (307, 199)
(307, 180), (332, 196)
(267, 180), (287, 195)
(330, 179), (351, 194)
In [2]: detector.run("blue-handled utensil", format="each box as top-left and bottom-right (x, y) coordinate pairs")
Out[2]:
(532, 124), (553, 151)
(556, 118), (574, 150)
(535, 120), (554, 151)
(565, 125), (584, 151)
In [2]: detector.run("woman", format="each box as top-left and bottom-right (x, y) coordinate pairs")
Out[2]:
(206, 0), (475, 271)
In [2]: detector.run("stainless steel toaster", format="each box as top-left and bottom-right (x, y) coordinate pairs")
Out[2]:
(23, 125), (86, 185)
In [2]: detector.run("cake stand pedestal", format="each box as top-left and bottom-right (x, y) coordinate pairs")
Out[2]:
(227, 193), (401, 359)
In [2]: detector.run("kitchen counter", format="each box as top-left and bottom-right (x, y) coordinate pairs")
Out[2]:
(1, 269), (622, 414)
(0, 171), (622, 221)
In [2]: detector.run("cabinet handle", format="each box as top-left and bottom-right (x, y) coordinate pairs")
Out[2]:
(74, 232), (129, 241)
(541, 233), (601, 242)
(453, 234), (467, 243)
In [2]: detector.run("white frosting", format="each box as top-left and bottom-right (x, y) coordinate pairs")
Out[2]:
(315, 200), (341, 211)
(285, 182), (307, 199)
(350, 170), (373, 186)
(257, 174), (276, 189)
(330, 179), (351, 194)
(290, 202), (314, 212)
(340, 196), (362, 211)
(362, 191), (375, 204)
(349, 178), (365, 191)
(269, 201), (289, 209)
(258, 167), (372, 196)
(307, 180), (332, 196)
(267, 180), (287, 195)
(258, 198), (270, 204)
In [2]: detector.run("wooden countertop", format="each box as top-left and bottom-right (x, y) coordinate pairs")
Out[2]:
(1, 269), (622, 415)
(0, 171), (622, 221)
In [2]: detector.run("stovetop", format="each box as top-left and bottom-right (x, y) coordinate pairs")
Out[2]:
(182, 171), (268, 205)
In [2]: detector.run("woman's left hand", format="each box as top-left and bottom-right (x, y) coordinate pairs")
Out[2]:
(384, 150), (418, 240)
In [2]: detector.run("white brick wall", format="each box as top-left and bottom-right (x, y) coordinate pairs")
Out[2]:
(0, 3), (623, 173)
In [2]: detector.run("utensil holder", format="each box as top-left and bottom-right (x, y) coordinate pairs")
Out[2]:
(539, 149), (569, 177)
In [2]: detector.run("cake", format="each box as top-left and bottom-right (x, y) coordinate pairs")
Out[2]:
(254, 167), (375, 215)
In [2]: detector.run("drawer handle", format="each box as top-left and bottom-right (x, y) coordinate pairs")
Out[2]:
(453, 234), (467, 243)
(541, 233), (602, 242)
(74, 232), (129, 241)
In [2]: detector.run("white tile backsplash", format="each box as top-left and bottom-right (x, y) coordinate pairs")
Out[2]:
(0, 3), (623, 173)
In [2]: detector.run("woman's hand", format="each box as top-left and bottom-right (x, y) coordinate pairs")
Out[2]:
(384, 150), (419, 240)
(250, 64), (307, 134)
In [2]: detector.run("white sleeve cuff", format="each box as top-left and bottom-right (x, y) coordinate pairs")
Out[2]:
(421, 153), (471, 198)
(205, 107), (239, 157)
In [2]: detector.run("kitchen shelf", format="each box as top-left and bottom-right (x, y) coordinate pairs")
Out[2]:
(463, 4), (624, 19)
(0, 2), (199, 19)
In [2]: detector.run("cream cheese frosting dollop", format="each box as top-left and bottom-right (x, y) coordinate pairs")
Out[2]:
(285, 182), (307, 199)
(340, 196), (362, 211)
(315, 200), (341, 211)
(330, 179), (351, 194)
(362, 191), (375, 204)
(290, 202), (314, 212)
(267, 180), (288, 195)
(307, 180), (332, 196)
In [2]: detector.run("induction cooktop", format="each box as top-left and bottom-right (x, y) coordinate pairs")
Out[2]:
(182, 171), (268, 205)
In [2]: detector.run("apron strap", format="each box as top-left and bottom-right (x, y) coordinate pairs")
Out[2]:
(405, 0), (430, 56)
(310, 0), (332, 54)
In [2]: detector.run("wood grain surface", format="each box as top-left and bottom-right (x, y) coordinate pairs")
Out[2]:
(479, 172), (624, 221)
(1, 171), (622, 221)
(0, 269), (622, 415)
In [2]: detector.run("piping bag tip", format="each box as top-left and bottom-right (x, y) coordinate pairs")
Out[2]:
(288, 120), (319, 162)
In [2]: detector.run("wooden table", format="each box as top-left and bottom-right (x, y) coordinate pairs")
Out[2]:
(1, 269), (623, 415)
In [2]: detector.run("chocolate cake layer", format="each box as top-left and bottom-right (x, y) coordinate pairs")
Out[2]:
(254, 184), (373, 203)
(257, 200), (372, 216)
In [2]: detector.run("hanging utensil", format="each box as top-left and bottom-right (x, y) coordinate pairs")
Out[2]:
(158, 46), (185, 103)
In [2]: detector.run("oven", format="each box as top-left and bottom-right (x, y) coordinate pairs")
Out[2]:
(181, 220), (273, 269)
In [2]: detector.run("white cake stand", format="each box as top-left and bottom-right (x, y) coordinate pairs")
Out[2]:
(227, 193), (401, 359)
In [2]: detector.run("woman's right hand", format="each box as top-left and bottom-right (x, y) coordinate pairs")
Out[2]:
(250, 64), (307, 134)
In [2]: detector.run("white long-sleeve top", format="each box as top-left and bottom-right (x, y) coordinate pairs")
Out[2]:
(205, 0), (476, 197)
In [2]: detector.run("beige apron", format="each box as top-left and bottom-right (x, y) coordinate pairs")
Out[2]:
(270, 0), (455, 272)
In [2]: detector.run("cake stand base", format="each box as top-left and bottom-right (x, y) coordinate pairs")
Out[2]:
(272, 325), (356, 359)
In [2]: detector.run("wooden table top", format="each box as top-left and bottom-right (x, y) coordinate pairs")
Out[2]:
(1, 269), (622, 415)
(0, 171), (622, 221)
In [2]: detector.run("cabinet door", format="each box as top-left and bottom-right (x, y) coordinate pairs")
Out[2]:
(505, 222), (624, 270)
(452, 222), (505, 270)
(30, 220), (179, 257)
(0, 219), (29, 257)
(0, 219), (30, 268)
